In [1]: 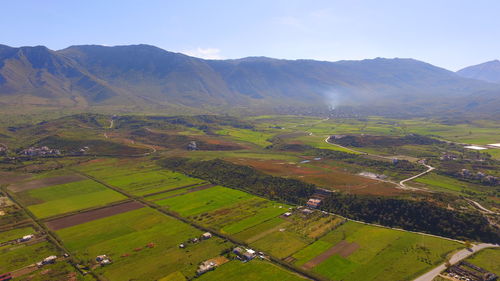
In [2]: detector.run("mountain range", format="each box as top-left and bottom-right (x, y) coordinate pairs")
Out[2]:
(0, 44), (499, 117)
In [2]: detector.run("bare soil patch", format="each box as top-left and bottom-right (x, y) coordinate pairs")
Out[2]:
(46, 201), (144, 230)
(206, 256), (230, 266)
(8, 174), (85, 192)
(0, 172), (32, 185)
(302, 240), (360, 269)
(228, 158), (404, 196)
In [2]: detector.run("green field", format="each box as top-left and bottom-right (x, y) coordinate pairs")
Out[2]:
(216, 128), (275, 147)
(97, 170), (205, 195)
(174, 191), (289, 235)
(0, 241), (59, 272)
(75, 159), (205, 195)
(292, 221), (463, 281)
(14, 261), (94, 281)
(412, 173), (488, 195)
(197, 260), (306, 281)
(233, 217), (288, 242)
(221, 204), (287, 234)
(252, 230), (309, 259)
(465, 248), (500, 275)
(155, 185), (254, 216)
(56, 207), (232, 280)
(0, 226), (35, 244)
(17, 179), (125, 218)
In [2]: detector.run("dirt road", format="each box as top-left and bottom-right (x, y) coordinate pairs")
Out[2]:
(399, 163), (435, 188)
(324, 136), (434, 189)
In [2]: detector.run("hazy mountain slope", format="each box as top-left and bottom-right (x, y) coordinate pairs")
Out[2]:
(209, 57), (500, 107)
(57, 45), (242, 108)
(0, 44), (124, 108)
(1, 44), (499, 116)
(457, 60), (500, 83)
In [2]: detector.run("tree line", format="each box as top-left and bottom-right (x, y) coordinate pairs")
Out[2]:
(160, 157), (499, 243)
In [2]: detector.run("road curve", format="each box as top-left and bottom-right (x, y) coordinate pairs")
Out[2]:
(324, 136), (366, 154)
(399, 163), (435, 188)
(413, 243), (499, 281)
(466, 199), (498, 214)
(324, 136), (434, 189)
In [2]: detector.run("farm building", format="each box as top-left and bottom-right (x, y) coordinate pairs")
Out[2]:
(445, 261), (498, 281)
(306, 198), (322, 208)
(18, 234), (34, 242)
(37, 255), (57, 267)
(197, 261), (217, 275)
(233, 247), (256, 261)
(96, 254), (112, 265)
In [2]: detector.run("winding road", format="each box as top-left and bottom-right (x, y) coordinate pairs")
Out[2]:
(324, 136), (435, 189)
(413, 243), (499, 281)
(399, 163), (435, 188)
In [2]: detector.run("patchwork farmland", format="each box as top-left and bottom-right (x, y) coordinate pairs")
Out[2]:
(0, 153), (483, 280)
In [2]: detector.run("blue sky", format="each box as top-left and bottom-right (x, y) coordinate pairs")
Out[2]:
(1, 0), (499, 70)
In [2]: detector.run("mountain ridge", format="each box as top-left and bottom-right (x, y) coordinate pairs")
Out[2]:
(457, 60), (500, 84)
(1, 44), (499, 117)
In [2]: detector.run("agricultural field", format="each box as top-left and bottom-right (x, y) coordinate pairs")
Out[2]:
(216, 128), (275, 147)
(291, 221), (463, 281)
(154, 185), (255, 216)
(0, 240), (59, 272)
(55, 206), (232, 280)
(76, 158), (205, 195)
(146, 181), (292, 235)
(0, 225), (91, 281)
(198, 260), (306, 281)
(411, 173), (490, 195)
(464, 248), (500, 275)
(13, 261), (95, 281)
(13, 178), (126, 218)
(0, 226), (35, 243)
(1, 113), (499, 281)
(232, 210), (344, 260)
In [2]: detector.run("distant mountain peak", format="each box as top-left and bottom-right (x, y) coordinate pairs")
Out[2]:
(457, 60), (500, 83)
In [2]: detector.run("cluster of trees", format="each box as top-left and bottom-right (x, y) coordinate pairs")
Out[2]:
(130, 129), (242, 151)
(159, 157), (316, 205)
(160, 157), (499, 243)
(321, 193), (498, 242)
(32, 136), (148, 156)
(434, 159), (500, 187)
(330, 134), (443, 148)
(114, 114), (254, 133)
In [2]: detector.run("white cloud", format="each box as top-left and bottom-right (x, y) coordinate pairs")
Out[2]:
(183, 47), (223, 59)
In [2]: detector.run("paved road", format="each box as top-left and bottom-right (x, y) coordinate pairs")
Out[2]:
(413, 243), (499, 281)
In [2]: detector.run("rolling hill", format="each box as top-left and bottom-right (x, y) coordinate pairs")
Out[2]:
(1, 44), (499, 117)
